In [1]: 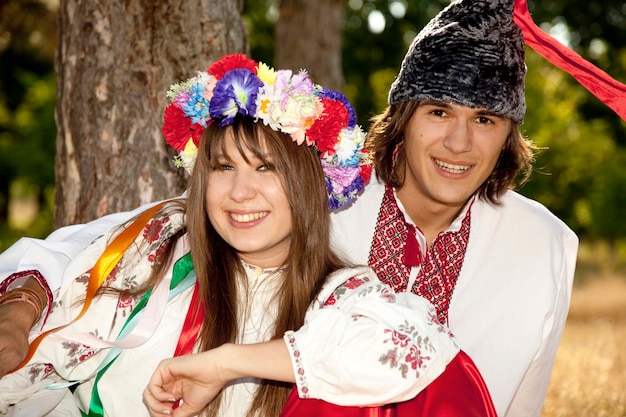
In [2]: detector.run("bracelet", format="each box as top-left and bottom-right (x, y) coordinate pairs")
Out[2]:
(0, 287), (47, 327)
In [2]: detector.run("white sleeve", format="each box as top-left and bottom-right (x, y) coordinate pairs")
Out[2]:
(283, 266), (459, 407)
(503, 230), (578, 417)
(0, 197), (183, 293)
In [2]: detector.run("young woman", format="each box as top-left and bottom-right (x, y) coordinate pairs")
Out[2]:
(0, 54), (495, 417)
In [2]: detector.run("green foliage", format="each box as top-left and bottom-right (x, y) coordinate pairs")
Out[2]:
(1, 0), (625, 251)
(0, 0), (57, 249)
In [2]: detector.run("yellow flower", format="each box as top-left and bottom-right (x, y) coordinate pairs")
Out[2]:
(256, 63), (276, 86)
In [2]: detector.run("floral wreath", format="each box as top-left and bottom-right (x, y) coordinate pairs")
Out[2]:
(162, 53), (372, 210)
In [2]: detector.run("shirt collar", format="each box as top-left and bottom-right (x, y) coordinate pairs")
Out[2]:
(393, 189), (476, 235)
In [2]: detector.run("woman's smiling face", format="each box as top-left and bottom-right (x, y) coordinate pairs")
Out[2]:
(206, 130), (292, 269)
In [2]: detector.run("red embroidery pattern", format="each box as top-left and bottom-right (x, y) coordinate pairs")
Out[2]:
(411, 213), (470, 325)
(285, 332), (309, 396)
(0, 269), (55, 326)
(368, 185), (471, 325)
(368, 186), (413, 293)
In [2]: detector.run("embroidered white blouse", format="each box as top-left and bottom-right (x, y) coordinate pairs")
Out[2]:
(0, 209), (458, 417)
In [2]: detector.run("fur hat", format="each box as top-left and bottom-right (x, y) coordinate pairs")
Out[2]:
(388, 0), (526, 123)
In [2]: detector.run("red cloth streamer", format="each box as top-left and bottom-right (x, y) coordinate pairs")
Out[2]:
(173, 281), (204, 357)
(513, 0), (626, 121)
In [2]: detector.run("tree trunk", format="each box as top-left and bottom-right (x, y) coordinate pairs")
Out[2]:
(54, 0), (247, 227)
(275, 0), (345, 91)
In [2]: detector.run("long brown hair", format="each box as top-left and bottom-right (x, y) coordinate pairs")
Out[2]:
(186, 117), (346, 417)
(367, 101), (536, 204)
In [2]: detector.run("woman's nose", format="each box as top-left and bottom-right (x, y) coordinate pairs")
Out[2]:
(229, 169), (257, 201)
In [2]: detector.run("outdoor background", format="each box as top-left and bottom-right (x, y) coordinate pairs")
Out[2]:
(0, 0), (625, 415)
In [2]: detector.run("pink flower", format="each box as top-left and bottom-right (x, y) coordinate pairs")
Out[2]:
(386, 329), (411, 348)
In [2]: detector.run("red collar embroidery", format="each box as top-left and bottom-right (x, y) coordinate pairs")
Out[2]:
(368, 185), (471, 325)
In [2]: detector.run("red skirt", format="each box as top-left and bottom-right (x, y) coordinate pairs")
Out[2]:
(279, 350), (497, 417)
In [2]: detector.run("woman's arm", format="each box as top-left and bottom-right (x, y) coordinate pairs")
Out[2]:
(283, 266), (459, 406)
(143, 339), (293, 417)
(0, 277), (47, 377)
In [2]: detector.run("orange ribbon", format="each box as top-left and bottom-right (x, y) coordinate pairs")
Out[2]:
(10, 201), (167, 373)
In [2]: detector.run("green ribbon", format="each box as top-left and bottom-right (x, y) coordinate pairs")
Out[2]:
(81, 252), (195, 417)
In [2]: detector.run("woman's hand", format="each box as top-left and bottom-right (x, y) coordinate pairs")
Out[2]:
(143, 339), (295, 417)
(143, 349), (228, 417)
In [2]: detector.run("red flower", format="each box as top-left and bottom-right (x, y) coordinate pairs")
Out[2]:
(163, 103), (205, 151)
(208, 54), (259, 79)
(323, 293), (337, 306)
(344, 277), (365, 290)
(387, 329), (411, 348)
(405, 345), (430, 370)
(306, 98), (348, 154)
(359, 156), (372, 183)
(143, 218), (166, 243)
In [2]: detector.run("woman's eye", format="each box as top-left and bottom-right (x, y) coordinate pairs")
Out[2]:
(477, 116), (494, 125)
(431, 109), (447, 117)
(216, 163), (234, 171)
(257, 163), (274, 172)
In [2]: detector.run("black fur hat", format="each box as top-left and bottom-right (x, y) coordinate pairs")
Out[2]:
(388, 0), (526, 123)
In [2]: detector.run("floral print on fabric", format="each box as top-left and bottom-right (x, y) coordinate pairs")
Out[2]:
(0, 203), (188, 407)
(285, 265), (458, 404)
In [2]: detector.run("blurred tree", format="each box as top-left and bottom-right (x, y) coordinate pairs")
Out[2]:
(2, 0), (625, 249)
(275, 0), (345, 91)
(0, 0), (57, 247)
(54, 0), (247, 227)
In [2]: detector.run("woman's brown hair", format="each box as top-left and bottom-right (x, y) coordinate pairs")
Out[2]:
(186, 117), (346, 417)
(366, 101), (536, 204)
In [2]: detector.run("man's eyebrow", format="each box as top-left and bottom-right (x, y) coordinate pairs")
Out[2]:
(476, 109), (506, 119)
(420, 100), (452, 108)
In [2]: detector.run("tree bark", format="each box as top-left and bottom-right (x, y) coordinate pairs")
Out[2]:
(54, 0), (247, 227)
(275, 0), (345, 91)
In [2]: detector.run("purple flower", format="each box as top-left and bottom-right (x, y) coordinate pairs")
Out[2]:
(209, 68), (264, 126)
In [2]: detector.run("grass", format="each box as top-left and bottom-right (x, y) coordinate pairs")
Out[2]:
(541, 241), (626, 417)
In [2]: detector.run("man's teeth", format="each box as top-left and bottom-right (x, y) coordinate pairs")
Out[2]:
(436, 159), (471, 173)
(231, 212), (268, 222)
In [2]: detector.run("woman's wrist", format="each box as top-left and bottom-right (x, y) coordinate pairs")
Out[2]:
(0, 276), (48, 328)
(214, 340), (295, 384)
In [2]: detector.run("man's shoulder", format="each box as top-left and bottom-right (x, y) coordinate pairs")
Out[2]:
(476, 190), (576, 238)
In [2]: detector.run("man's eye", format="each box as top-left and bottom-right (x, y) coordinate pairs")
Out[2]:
(477, 116), (494, 124)
(431, 109), (447, 117)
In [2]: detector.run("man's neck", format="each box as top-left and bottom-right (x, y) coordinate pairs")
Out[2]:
(396, 187), (468, 245)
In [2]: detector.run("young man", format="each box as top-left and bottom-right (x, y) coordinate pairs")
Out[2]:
(329, 1), (577, 415)
(6, 0), (626, 415)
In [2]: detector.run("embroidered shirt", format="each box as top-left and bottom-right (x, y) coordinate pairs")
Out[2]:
(368, 185), (472, 324)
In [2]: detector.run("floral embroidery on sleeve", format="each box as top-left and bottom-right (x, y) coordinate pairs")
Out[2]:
(27, 363), (54, 384)
(284, 331), (310, 398)
(380, 321), (436, 379)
